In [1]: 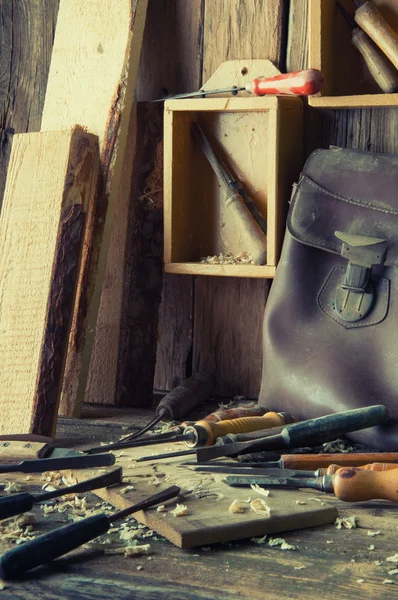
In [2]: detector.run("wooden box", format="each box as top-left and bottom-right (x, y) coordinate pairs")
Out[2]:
(163, 96), (303, 278)
(309, 0), (398, 108)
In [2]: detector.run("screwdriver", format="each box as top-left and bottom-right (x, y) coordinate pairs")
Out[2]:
(86, 404), (271, 453)
(123, 372), (216, 441)
(0, 468), (122, 521)
(224, 465), (398, 503)
(153, 69), (324, 101)
(338, 3), (398, 93)
(0, 485), (181, 580)
(87, 412), (294, 454)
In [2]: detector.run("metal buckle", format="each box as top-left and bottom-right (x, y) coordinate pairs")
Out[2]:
(333, 231), (387, 323)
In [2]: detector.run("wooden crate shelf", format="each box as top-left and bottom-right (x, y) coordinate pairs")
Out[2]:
(163, 96), (303, 278)
(309, 0), (398, 108)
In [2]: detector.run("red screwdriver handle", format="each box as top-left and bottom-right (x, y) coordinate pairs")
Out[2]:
(247, 69), (324, 96)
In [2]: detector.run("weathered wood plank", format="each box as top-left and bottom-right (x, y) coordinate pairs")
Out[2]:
(0, 0), (59, 205)
(134, 0), (204, 394)
(192, 0), (286, 398)
(0, 128), (99, 436)
(41, 0), (149, 412)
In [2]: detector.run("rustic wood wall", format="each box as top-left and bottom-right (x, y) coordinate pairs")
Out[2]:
(2, 0), (397, 408)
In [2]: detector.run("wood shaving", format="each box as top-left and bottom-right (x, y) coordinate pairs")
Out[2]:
(374, 561), (383, 566)
(356, 579), (365, 584)
(368, 545), (375, 551)
(148, 476), (161, 487)
(321, 439), (353, 453)
(120, 486), (135, 494)
(251, 535), (267, 544)
(0, 580), (7, 590)
(335, 516), (356, 529)
(294, 566), (306, 570)
(228, 500), (247, 514)
(250, 484), (270, 497)
(367, 530), (381, 536)
(156, 505), (167, 513)
(0, 516), (36, 545)
(105, 543), (151, 557)
(199, 252), (255, 265)
(307, 498), (325, 504)
(136, 565), (143, 571)
(268, 538), (296, 551)
(250, 498), (271, 517)
(171, 504), (189, 517)
(326, 540), (333, 544)
(118, 452), (127, 457)
(296, 500), (306, 505)
(388, 569), (398, 576)
(386, 554), (398, 563)
(42, 484), (58, 492)
(24, 476), (33, 481)
(3, 482), (21, 494)
(120, 530), (144, 542)
(40, 471), (62, 485)
(17, 513), (36, 526)
(383, 580), (394, 585)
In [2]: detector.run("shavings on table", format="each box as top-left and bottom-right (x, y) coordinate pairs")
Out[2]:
(171, 504), (189, 517)
(228, 500), (247, 514)
(320, 439), (353, 454)
(250, 484), (270, 497)
(251, 535), (267, 544)
(105, 543), (151, 557)
(386, 554), (398, 563)
(3, 482), (21, 494)
(367, 530), (381, 536)
(268, 537), (296, 551)
(335, 516), (357, 529)
(250, 498), (271, 517)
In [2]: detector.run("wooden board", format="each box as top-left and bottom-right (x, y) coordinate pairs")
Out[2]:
(75, 443), (337, 548)
(40, 0), (148, 414)
(0, 128), (99, 436)
(0, 0), (59, 207)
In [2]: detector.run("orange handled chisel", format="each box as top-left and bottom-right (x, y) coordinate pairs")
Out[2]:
(153, 69), (324, 101)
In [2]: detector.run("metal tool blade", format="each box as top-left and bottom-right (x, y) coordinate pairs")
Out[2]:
(136, 448), (197, 462)
(36, 467), (123, 502)
(0, 452), (116, 473)
(187, 465), (315, 477)
(223, 475), (324, 491)
(152, 86), (245, 102)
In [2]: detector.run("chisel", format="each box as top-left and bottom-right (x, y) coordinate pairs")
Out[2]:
(0, 452), (115, 473)
(153, 69), (324, 101)
(0, 468), (122, 521)
(224, 465), (398, 502)
(186, 461), (398, 477)
(0, 485), (181, 580)
(87, 412), (293, 454)
(338, 3), (398, 93)
(86, 404), (271, 453)
(352, 0), (398, 71)
(196, 405), (389, 462)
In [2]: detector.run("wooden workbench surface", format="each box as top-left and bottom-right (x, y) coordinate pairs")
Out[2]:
(0, 408), (396, 600)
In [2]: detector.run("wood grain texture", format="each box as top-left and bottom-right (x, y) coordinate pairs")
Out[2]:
(202, 0), (286, 81)
(193, 277), (270, 397)
(192, 0), (287, 399)
(73, 443), (337, 549)
(0, 0), (59, 206)
(287, 0), (308, 72)
(0, 128), (99, 436)
(134, 0), (204, 393)
(40, 0), (149, 413)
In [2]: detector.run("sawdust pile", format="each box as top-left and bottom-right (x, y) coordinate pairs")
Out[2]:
(200, 253), (255, 265)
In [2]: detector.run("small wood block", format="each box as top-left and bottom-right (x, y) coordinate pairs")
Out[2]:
(0, 128), (99, 436)
(308, 0), (398, 108)
(73, 443), (338, 549)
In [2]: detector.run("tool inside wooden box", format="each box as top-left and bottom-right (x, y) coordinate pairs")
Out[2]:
(309, 0), (398, 106)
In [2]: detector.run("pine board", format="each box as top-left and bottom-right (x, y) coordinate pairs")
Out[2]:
(74, 443), (337, 549)
(0, 128), (99, 436)
(41, 0), (148, 414)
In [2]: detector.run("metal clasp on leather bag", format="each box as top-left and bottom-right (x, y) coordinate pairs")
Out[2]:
(334, 231), (387, 323)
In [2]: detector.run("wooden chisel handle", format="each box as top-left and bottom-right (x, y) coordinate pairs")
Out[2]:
(280, 452), (398, 471)
(190, 412), (294, 446)
(333, 466), (398, 502)
(317, 462), (398, 476)
(354, 1), (398, 71)
(182, 405), (270, 427)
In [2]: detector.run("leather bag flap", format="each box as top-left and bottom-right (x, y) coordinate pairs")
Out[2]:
(287, 148), (398, 268)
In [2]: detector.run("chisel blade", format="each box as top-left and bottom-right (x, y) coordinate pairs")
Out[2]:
(0, 452), (116, 473)
(223, 475), (328, 492)
(186, 465), (315, 477)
